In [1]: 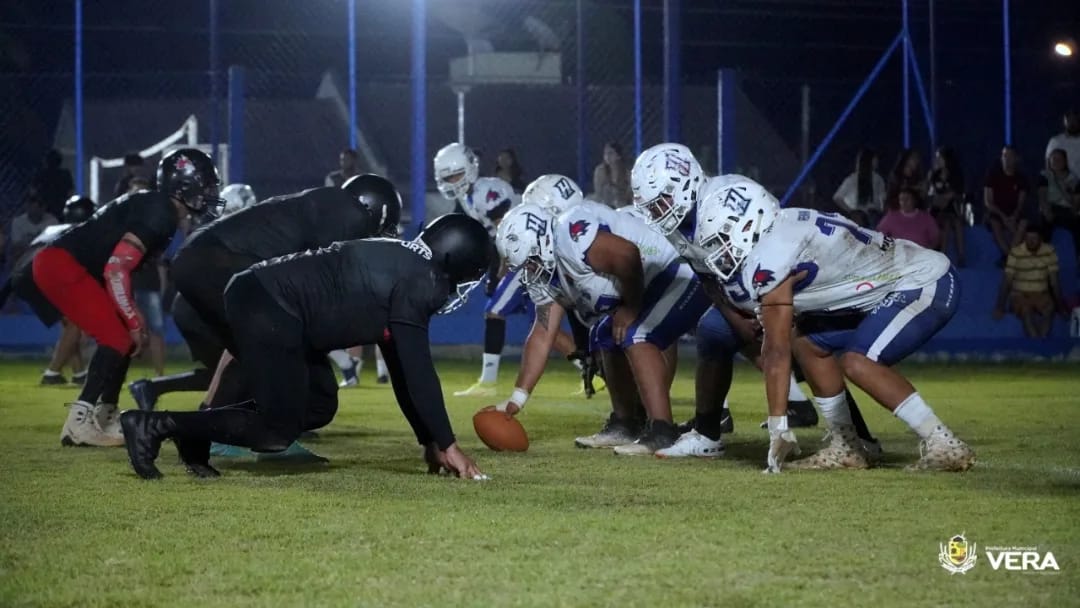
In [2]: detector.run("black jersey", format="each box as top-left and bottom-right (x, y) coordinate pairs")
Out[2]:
(184, 187), (377, 262)
(249, 239), (449, 352)
(52, 191), (179, 280)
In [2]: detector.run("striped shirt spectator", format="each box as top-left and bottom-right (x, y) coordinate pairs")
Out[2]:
(994, 227), (1065, 337)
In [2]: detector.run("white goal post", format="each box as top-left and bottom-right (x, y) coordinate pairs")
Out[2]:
(88, 115), (228, 204)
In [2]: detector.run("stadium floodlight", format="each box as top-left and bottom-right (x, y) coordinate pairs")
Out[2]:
(1054, 40), (1074, 57)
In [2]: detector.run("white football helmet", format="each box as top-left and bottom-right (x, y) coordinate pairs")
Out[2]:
(495, 203), (556, 289)
(695, 178), (780, 280)
(630, 143), (704, 235)
(220, 184), (257, 216)
(433, 143), (479, 202)
(522, 174), (584, 215)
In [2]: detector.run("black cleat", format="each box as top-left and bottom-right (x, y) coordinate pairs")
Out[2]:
(760, 400), (820, 429)
(40, 373), (67, 386)
(175, 437), (220, 478)
(613, 419), (680, 455)
(120, 410), (168, 480)
(71, 371), (87, 387)
(128, 380), (158, 412)
(677, 408), (734, 436)
(376, 375), (389, 384)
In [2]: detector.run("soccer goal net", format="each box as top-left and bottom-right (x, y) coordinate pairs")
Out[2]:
(88, 115), (230, 204)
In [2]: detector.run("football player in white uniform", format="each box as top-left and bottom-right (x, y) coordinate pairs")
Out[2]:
(434, 143), (529, 397)
(630, 143), (879, 459)
(492, 193), (711, 455)
(695, 188), (976, 472)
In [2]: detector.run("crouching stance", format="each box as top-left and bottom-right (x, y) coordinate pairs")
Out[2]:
(121, 214), (494, 480)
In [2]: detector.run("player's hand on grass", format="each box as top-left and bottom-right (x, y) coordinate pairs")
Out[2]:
(612, 306), (638, 344)
(765, 430), (799, 474)
(423, 442), (444, 474)
(442, 443), (489, 480)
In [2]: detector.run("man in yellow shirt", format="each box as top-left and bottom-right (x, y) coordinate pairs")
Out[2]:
(994, 225), (1067, 337)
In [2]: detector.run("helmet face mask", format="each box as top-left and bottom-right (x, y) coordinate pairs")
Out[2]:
(433, 143), (479, 202)
(438, 278), (482, 315)
(220, 183), (256, 216)
(413, 213), (493, 315)
(157, 148), (224, 219)
(496, 203), (556, 290)
(631, 143), (703, 235)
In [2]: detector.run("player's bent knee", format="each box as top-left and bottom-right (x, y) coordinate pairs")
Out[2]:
(839, 351), (877, 382)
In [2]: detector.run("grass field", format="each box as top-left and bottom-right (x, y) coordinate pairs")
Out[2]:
(0, 357), (1077, 607)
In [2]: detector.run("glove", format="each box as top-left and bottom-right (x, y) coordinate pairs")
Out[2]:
(568, 350), (601, 399)
(765, 430), (800, 474)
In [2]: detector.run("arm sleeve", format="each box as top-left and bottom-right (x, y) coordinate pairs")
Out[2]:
(377, 336), (433, 446)
(386, 321), (456, 450)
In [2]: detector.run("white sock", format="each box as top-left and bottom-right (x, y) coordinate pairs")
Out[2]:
(571, 358), (584, 371)
(375, 349), (388, 378)
(480, 353), (500, 383)
(893, 392), (945, 439)
(814, 392), (852, 428)
(788, 374), (808, 402)
(327, 349), (355, 371)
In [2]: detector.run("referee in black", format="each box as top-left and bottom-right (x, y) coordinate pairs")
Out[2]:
(121, 213), (495, 481)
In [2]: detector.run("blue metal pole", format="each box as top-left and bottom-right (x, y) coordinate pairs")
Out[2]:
(906, 41), (935, 147)
(1002, 0), (1011, 145)
(227, 65), (245, 184)
(633, 0), (642, 155)
(209, 0), (220, 163)
(74, 0), (84, 193)
(662, 0), (681, 143)
(576, 0), (587, 187)
(929, 0), (938, 151)
(348, 0), (358, 150)
(902, 0), (910, 148)
(409, 0), (427, 236)
(717, 69), (737, 175)
(781, 32), (903, 206)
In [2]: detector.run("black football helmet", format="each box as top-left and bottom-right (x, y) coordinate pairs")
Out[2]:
(157, 148), (224, 217)
(63, 195), (96, 223)
(416, 214), (495, 314)
(342, 173), (402, 237)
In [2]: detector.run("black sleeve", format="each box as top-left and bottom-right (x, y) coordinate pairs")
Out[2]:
(385, 322), (455, 450)
(129, 196), (177, 253)
(388, 275), (443, 329)
(567, 312), (591, 353)
(377, 336), (433, 446)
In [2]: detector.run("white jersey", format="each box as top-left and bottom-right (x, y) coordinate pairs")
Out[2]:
(738, 208), (950, 315)
(547, 202), (679, 325)
(458, 177), (516, 236)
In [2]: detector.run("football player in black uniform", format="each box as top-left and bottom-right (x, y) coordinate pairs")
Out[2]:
(126, 174), (401, 413)
(120, 214), (494, 480)
(27, 149), (221, 447)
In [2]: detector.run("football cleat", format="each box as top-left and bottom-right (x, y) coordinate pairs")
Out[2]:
(613, 420), (679, 456)
(655, 429), (725, 459)
(788, 425), (869, 470)
(574, 413), (642, 449)
(128, 379), (159, 411)
(907, 428), (975, 472)
(61, 401), (124, 447)
(94, 402), (125, 442)
(40, 373), (67, 386)
(338, 358), (361, 388)
(453, 381), (496, 398)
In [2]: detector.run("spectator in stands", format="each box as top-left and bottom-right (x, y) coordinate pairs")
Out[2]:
(8, 191), (58, 261)
(493, 148), (526, 193)
(1045, 108), (1080, 178)
(833, 147), (886, 227)
(885, 148), (926, 210)
(113, 153), (146, 198)
(31, 149), (74, 219)
(928, 146), (966, 266)
(324, 148), (360, 188)
(984, 145), (1030, 261)
(876, 187), (940, 250)
(1038, 148), (1080, 259)
(994, 224), (1067, 338)
(593, 141), (632, 208)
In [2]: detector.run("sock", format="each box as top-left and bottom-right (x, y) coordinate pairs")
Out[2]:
(694, 407), (728, 440)
(43, 369), (63, 377)
(815, 392), (852, 429)
(484, 317), (506, 355)
(375, 350), (388, 378)
(327, 349), (355, 371)
(148, 369), (212, 396)
(479, 353), (500, 383)
(893, 392), (944, 439)
(99, 355), (132, 404)
(78, 346), (124, 404)
(845, 388), (877, 443)
(788, 374), (808, 402)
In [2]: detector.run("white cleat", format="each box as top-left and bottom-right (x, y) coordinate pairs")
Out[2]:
(574, 415), (641, 449)
(789, 425), (869, 470)
(453, 381), (496, 398)
(94, 402), (125, 443)
(654, 430), (725, 459)
(908, 428), (976, 472)
(61, 401), (124, 447)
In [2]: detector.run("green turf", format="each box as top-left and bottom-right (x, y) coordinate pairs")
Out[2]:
(0, 358), (1077, 607)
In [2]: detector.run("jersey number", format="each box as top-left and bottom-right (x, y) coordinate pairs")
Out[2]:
(814, 216), (872, 244)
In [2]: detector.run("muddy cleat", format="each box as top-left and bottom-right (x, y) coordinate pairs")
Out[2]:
(128, 379), (158, 411)
(453, 381), (496, 398)
(40, 372), (67, 386)
(574, 413), (642, 449)
(94, 402), (125, 443)
(614, 420), (679, 456)
(788, 425), (869, 470)
(120, 410), (171, 479)
(655, 429), (725, 459)
(907, 428), (976, 472)
(61, 401), (124, 447)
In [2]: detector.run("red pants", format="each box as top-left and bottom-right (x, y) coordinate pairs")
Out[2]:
(32, 247), (133, 354)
